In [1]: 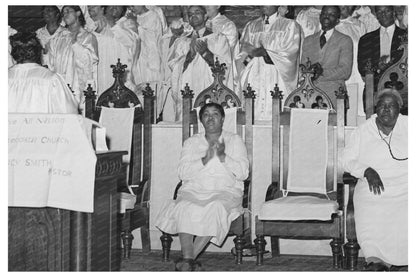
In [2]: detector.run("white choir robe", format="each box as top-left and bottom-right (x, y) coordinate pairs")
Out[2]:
(296, 7), (321, 38)
(239, 14), (301, 121)
(35, 25), (65, 68)
(94, 22), (139, 95)
(47, 28), (98, 107)
(352, 6), (380, 33)
(9, 63), (79, 114)
(180, 32), (234, 109)
(132, 9), (164, 85)
(154, 131), (249, 246)
(341, 114), (408, 266)
(207, 13), (240, 92)
(336, 16), (367, 117)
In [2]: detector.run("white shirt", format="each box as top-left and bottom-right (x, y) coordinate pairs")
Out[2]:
(380, 24), (396, 61)
(320, 28), (334, 41)
(264, 12), (278, 32)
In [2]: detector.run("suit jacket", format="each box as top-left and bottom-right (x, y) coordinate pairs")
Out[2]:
(357, 25), (406, 80)
(301, 29), (353, 109)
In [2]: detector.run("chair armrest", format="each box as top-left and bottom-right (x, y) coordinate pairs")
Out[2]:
(242, 179), (250, 208)
(344, 172), (358, 241)
(265, 181), (281, 201)
(135, 179), (150, 205)
(173, 181), (183, 200)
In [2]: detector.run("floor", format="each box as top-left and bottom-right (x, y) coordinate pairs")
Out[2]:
(121, 249), (367, 271)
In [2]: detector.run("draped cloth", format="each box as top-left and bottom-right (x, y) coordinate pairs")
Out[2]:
(47, 28), (98, 105)
(8, 63), (79, 114)
(155, 131), (249, 246)
(94, 22), (139, 95)
(132, 9), (164, 85)
(180, 31), (233, 108)
(295, 7), (321, 38)
(239, 14), (301, 120)
(336, 16), (367, 117)
(341, 114), (408, 266)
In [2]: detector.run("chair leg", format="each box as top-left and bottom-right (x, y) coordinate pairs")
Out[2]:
(233, 235), (245, 265)
(140, 224), (151, 253)
(270, 236), (280, 257)
(254, 235), (266, 266)
(121, 231), (134, 259)
(160, 232), (173, 262)
(330, 238), (343, 269)
(344, 239), (360, 271)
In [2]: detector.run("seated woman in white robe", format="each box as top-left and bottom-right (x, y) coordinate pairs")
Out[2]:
(8, 32), (78, 114)
(47, 5), (98, 110)
(342, 89), (408, 271)
(155, 103), (249, 271)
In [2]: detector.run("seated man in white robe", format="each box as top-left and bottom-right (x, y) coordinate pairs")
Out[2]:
(155, 103), (249, 271)
(9, 32), (78, 114)
(239, 5), (301, 120)
(342, 89), (407, 271)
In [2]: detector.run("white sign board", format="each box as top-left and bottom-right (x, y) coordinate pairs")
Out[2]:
(8, 114), (97, 213)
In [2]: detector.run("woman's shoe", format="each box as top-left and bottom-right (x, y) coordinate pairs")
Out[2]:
(174, 258), (194, 271)
(363, 262), (389, 271)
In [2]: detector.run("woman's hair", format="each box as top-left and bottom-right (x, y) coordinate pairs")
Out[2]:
(42, 6), (62, 23)
(104, 6), (128, 19)
(199, 102), (225, 121)
(285, 6), (295, 19)
(61, 5), (86, 27)
(375, 88), (403, 107)
(10, 32), (42, 64)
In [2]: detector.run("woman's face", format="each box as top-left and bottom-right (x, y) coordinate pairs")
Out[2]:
(106, 6), (124, 20)
(278, 6), (288, 17)
(42, 7), (60, 24)
(62, 7), (79, 26)
(376, 95), (400, 128)
(88, 5), (104, 21)
(201, 106), (224, 133)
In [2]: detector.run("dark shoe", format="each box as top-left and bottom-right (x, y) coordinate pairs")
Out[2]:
(389, 265), (408, 271)
(363, 262), (389, 271)
(192, 260), (202, 271)
(174, 258), (194, 271)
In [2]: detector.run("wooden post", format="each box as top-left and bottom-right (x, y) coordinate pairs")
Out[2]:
(335, 87), (346, 184)
(142, 83), (154, 182)
(181, 83), (194, 143)
(271, 84), (283, 185)
(84, 84), (96, 120)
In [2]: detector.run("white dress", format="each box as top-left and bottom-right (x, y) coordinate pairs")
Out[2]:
(35, 25), (65, 67)
(155, 131), (249, 246)
(342, 114), (408, 265)
(9, 63), (79, 114)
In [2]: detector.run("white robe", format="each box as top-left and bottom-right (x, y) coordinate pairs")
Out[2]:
(180, 31), (233, 107)
(352, 6), (380, 34)
(155, 131), (249, 246)
(9, 63), (79, 114)
(47, 28), (98, 106)
(132, 9), (164, 85)
(342, 114), (408, 265)
(336, 16), (367, 117)
(207, 13), (240, 92)
(94, 21), (139, 95)
(35, 25), (65, 68)
(296, 7), (321, 38)
(239, 14), (301, 120)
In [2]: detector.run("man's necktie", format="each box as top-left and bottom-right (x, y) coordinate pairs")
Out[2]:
(380, 28), (390, 61)
(320, 30), (327, 49)
(264, 15), (269, 24)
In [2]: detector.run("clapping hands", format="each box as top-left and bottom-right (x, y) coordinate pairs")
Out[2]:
(202, 139), (226, 165)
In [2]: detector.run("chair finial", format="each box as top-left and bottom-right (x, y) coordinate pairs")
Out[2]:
(335, 86), (348, 99)
(181, 83), (194, 98)
(111, 58), (128, 78)
(84, 83), (96, 99)
(243, 83), (256, 99)
(270, 84), (283, 99)
(143, 83), (154, 98)
(364, 58), (375, 75)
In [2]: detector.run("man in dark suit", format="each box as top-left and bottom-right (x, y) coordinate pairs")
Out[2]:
(301, 6), (353, 110)
(357, 6), (406, 111)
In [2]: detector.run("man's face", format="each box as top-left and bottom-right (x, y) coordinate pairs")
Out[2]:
(106, 6), (124, 20)
(188, 6), (206, 28)
(339, 6), (353, 19)
(88, 6), (104, 21)
(205, 6), (220, 19)
(375, 6), (395, 28)
(376, 95), (400, 128)
(201, 106), (224, 133)
(62, 7), (79, 26)
(320, 6), (340, 31)
(262, 6), (278, 17)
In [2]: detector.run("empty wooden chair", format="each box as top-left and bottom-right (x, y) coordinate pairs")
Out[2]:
(84, 59), (154, 258)
(254, 62), (346, 269)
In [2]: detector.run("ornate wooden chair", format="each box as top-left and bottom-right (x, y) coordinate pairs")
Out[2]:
(254, 62), (346, 269)
(364, 33), (408, 117)
(159, 58), (255, 264)
(84, 59), (154, 258)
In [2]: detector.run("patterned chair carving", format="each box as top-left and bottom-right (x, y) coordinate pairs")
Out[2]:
(85, 59), (154, 258)
(159, 58), (255, 264)
(254, 64), (346, 269)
